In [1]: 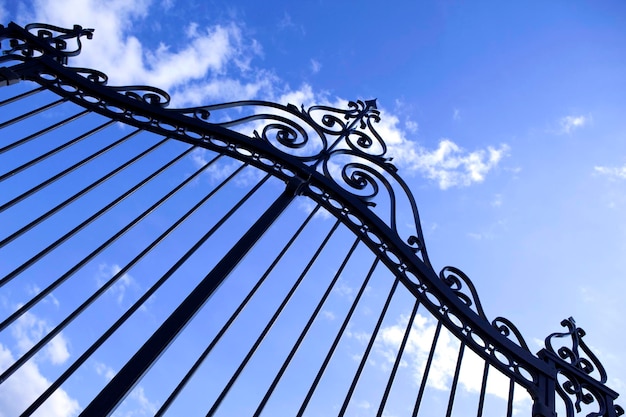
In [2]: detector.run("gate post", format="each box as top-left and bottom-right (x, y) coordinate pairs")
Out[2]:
(538, 317), (623, 417)
(533, 353), (557, 417)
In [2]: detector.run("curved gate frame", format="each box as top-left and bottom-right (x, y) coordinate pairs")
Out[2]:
(0, 22), (622, 417)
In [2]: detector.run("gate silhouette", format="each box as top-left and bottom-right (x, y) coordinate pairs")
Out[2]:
(0, 22), (622, 417)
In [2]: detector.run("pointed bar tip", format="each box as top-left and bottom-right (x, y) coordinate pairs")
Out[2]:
(364, 99), (377, 110)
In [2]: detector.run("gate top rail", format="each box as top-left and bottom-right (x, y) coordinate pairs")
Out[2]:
(1, 21), (622, 416)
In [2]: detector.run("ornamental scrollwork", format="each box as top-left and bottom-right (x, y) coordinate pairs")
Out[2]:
(544, 318), (622, 417)
(438, 266), (533, 354)
(111, 85), (171, 107)
(546, 317), (607, 383)
(555, 370), (623, 417)
(1, 22), (93, 65)
(174, 98), (431, 266)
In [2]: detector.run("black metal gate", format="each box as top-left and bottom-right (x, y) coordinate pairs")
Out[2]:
(0, 22), (622, 417)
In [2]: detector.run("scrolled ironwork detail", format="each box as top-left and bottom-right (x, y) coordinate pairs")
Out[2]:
(555, 369), (620, 417)
(1, 22), (93, 65)
(439, 266), (488, 319)
(173, 97), (430, 265)
(541, 318), (622, 416)
(492, 316), (532, 352)
(436, 266), (534, 356)
(111, 85), (171, 107)
(545, 317), (607, 384)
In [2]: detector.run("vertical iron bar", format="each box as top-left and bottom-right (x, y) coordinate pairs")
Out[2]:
(506, 379), (515, 417)
(0, 153), (225, 332)
(338, 277), (401, 416)
(79, 178), (298, 416)
(296, 257), (381, 417)
(0, 85), (45, 108)
(476, 361), (489, 417)
(412, 320), (444, 417)
(251, 237), (362, 417)
(0, 137), (180, 288)
(0, 119), (115, 184)
(376, 298), (421, 417)
(206, 219), (343, 417)
(445, 342), (465, 417)
(21, 167), (265, 416)
(0, 97), (66, 130)
(156, 204), (323, 417)
(0, 155), (229, 382)
(0, 127), (142, 247)
(0, 109), (89, 154)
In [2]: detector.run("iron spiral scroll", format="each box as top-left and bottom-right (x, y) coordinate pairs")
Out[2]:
(0, 21), (622, 416)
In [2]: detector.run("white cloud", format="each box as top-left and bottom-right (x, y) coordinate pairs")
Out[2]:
(0, 2), (7, 23)
(491, 193), (503, 207)
(453, 108), (460, 121)
(93, 361), (158, 416)
(0, 311), (77, 416)
(102, 385), (158, 417)
(333, 280), (355, 299)
(19, 0), (273, 106)
(558, 114), (590, 134)
(15, 0), (507, 191)
(375, 313), (530, 406)
(278, 12), (305, 35)
(12, 312), (70, 365)
(94, 361), (116, 381)
(594, 165), (626, 180)
(96, 263), (139, 307)
(310, 59), (321, 74)
(368, 110), (508, 189)
(171, 70), (277, 105)
(27, 284), (61, 308)
(355, 400), (370, 409)
(46, 334), (71, 365)
(405, 119), (418, 134)
(321, 310), (336, 320)
(129, 386), (159, 416)
(0, 345), (80, 416)
(346, 326), (371, 345)
(296, 198), (333, 220)
(408, 140), (508, 189)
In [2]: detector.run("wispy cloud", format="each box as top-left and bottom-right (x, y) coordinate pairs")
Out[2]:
(96, 263), (139, 307)
(278, 12), (305, 35)
(0, 311), (77, 416)
(410, 140), (509, 189)
(321, 310), (336, 320)
(17, 0), (507, 191)
(405, 119), (419, 134)
(375, 313), (530, 407)
(94, 361), (116, 381)
(310, 58), (322, 74)
(0, 345), (79, 416)
(20, 0), (274, 106)
(362, 110), (509, 189)
(0, 2), (7, 22)
(594, 165), (626, 180)
(558, 114), (590, 134)
(491, 193), (503, 207)
(12, 312), (70, 365)
(453, 108), (460, 121)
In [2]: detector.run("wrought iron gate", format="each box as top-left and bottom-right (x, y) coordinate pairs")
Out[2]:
(0, 22), (622, 417)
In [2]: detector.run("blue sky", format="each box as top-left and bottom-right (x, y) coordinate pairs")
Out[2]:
(1, 0), (625, 416)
